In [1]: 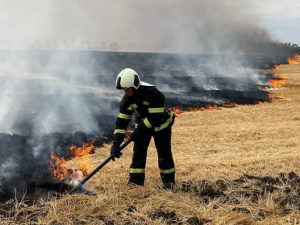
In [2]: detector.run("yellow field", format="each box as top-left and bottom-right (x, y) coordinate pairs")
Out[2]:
(1, 58), (300, 224)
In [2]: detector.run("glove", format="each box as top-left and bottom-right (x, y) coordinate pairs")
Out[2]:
(110, 142), (122, 160)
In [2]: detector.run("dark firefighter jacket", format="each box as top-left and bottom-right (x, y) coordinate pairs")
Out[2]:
(113, 85), (174, 143)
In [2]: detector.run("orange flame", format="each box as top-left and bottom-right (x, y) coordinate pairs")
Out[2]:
(268, 74), (289, 88)
(287, 58), (298, 65)
(273, 64), (280, 69)
(49, 141), (95, 180)
(69, 140), (95, 158)
(187, 104), (221, 112)
(49, 151), (68, 180)
(206, 104), (221, 110)
(268, 80), (282, 88)
(172, 108), (183, 117)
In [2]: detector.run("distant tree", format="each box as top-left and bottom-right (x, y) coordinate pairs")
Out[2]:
(277, 42), (300, 55)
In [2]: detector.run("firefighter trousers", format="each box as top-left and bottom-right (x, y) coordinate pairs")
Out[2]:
(129, 121), (175, 186)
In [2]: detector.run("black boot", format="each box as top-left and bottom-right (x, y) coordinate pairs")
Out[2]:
(128, 173), (145, 186)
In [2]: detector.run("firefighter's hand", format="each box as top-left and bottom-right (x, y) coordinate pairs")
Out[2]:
(110, 143), (123, 160)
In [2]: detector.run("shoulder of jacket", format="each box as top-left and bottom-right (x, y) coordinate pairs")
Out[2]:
(141, 86), (165, 102)
(140, 85), (159, 93)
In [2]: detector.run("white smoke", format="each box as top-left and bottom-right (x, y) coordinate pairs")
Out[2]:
(0, 0), (279, 53)
(0, 53), (117, 135)
(0, 157), (19, 190)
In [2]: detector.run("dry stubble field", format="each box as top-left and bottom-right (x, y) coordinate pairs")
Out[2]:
(2, 58), (300, 224)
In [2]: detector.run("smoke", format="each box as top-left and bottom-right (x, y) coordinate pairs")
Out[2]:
(0, 50), (121, 198)
(0, 158), (18, 182)
(0, 0), (279, 53)
(0, 52), (119, 135)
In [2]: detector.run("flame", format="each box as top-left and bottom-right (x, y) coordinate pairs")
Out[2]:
(68, 142), (95, 177)
(206, 104), (221, 110)
(49, 141), (95, 181)
(269, 80), (284, 88)
(69, 140), (95, 158)
(287, 58), (298, 65)
(293, 54), (299, 60)
(273, 64), (280, 69)
(49, 151), (68, 180)
(172, 108), (183, 117)
(268, 74), (289, 88)
(187, 104), (221, 112)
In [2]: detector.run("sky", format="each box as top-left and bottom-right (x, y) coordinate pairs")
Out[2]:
(251, 0), (300, 45)
(0, 0), (299, 52)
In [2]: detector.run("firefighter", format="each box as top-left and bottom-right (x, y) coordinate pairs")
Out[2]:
(110, 68), (175, 189)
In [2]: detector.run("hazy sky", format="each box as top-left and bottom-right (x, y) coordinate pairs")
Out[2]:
(252, 0), (300, 45)
(0, 0), (299, 52)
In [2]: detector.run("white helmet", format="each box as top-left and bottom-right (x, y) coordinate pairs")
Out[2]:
(115, 68), (141, 90)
